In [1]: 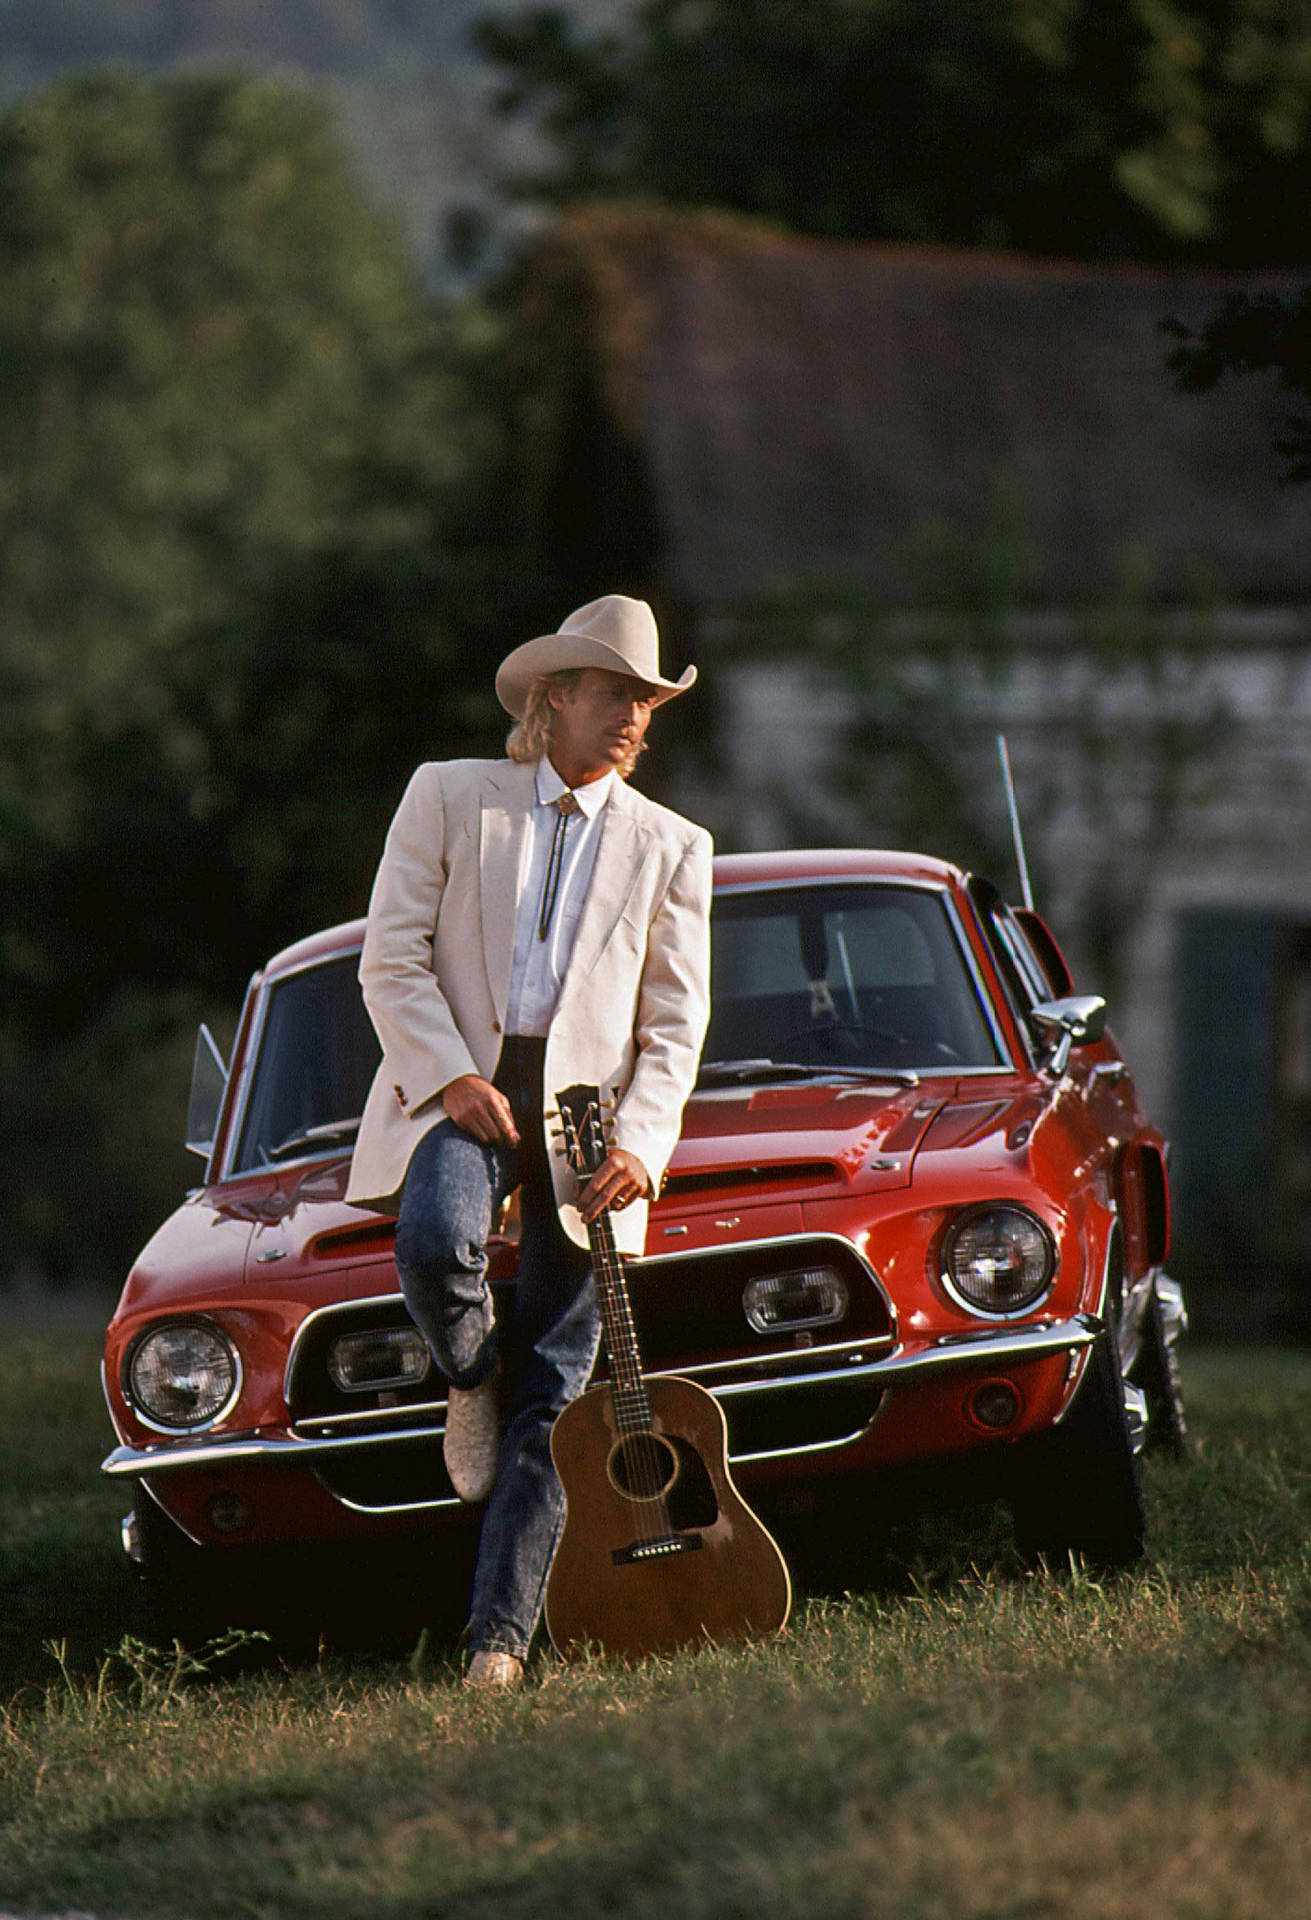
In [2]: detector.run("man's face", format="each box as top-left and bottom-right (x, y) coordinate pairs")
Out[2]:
(548, 669), (658, 781)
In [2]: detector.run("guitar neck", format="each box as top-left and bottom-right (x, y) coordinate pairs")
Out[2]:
(586, 1206), (653, 1435)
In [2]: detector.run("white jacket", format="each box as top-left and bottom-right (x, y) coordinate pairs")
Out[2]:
(346, 757), (712, 1253)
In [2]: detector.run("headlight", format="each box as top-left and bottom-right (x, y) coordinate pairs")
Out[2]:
(743, 1267), (849, 1334)
(940, 1206), (1055, 1317)
(127, 1320), (240, 1430)
(328, 1326), (430, 1392)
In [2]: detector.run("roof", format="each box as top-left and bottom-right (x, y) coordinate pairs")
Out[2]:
(519, 207), (1311, 609)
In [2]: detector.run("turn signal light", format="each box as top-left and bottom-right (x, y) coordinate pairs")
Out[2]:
(967, 1379), (1021, 1430)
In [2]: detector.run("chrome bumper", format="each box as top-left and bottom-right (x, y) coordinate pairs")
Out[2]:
(102, 1315), (1099, 1480)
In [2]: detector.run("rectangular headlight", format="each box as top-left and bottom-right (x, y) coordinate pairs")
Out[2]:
(742, 1267), (849, 1335)
(328, 1326), (430, 1392)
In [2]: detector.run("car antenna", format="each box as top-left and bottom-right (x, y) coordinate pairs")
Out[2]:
(996, 734), (1035, 912)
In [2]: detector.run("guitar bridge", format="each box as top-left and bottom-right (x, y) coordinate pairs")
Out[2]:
(612, 1532), (705, 1567)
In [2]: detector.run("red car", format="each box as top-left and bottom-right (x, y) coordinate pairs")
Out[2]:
(102, 849), (1185, 1633)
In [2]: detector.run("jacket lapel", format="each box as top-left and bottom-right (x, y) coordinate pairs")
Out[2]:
(479, 760), (536, 1025)
(565, 784), (651, 982)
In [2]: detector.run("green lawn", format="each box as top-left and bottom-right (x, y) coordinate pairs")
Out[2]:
(1, 1306), (1310, 1917)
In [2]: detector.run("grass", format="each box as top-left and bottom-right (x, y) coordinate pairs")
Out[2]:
(1, 1310), (1311, 1916)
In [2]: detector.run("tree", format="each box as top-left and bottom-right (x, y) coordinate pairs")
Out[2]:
(1166, 286), (1311, 482)
(0, 72), (517, 1280)
(473, 0), (1311, 264)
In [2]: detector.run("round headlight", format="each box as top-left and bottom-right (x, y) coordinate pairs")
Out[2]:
(941, 1206), (1055, 1318)
(127, 1321), (240, 1430)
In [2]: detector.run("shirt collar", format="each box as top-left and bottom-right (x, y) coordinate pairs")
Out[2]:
(536, 757), (616, 819)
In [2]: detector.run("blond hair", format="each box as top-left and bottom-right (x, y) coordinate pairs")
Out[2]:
(506, 670), (646, 780)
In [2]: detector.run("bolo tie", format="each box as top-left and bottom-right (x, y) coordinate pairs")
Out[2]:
(537, 790), (581, 940)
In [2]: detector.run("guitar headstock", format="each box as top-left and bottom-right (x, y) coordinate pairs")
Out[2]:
(554, 1082), (607, 1182)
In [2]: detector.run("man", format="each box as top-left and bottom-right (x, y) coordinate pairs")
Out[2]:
(347, 595), (712, 1689)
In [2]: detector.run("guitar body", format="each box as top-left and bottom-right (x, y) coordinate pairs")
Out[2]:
(545, 1372), (792, 1660)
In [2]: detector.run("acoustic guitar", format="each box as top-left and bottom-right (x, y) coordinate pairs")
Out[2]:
(544, 1082), (792, 1660)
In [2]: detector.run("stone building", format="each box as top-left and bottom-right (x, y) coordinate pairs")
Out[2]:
(511, 206), (1311, 1305)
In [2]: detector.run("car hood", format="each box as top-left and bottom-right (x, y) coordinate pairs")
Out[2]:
(114, 1078), (1043, 1315)
(658, 1080), (950, 1204)
(114, 1159), (387, 1313)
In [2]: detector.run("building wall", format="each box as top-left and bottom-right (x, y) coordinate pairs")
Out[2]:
(679, 611), (1311, 1274)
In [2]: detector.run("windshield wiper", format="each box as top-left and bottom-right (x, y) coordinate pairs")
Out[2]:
(269, 1118), (361, 1160)
(817, 1066), (920, 1087)
(697, 1059), (919, 1088)
(698, 1060), (827, 1085)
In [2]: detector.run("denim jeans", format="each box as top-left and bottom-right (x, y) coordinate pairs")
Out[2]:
(394, 1037), (599, 1659)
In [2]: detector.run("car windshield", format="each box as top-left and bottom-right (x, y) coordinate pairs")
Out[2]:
(227, 882), (1003, 1172)
(702, 883), (1003, 1080)
(231, 956), (381, 1174)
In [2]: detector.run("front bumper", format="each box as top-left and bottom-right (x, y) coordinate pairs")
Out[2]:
(103, 1314), (1100, 1506)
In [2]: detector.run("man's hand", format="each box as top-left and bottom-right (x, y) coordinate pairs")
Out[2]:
(441, 1074), (520, 1147)
(578, 1147), (651, 1223)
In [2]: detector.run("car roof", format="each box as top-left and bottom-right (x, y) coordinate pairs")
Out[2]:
(261, 918), (369, 980)
(259, 849), (967, 980)
(713, 848), (965, 889)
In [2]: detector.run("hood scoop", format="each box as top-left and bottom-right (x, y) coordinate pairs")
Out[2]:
(659, 1160), (841, 1202)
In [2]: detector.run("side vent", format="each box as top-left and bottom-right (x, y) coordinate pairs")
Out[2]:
(308, 1220), (398, 1260)
(1142, 1149), (1171, 1267)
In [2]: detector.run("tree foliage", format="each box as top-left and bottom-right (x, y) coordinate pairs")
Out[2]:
(0, 72), (518, 1279)
(1167, 287), (1311, 482)
(474, 0), (1311, 263)
(0, 72), (499, 1005)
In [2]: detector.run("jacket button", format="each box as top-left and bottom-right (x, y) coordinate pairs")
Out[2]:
(492, 1020), (502, 1034)
(394, 1084), (407, 1107)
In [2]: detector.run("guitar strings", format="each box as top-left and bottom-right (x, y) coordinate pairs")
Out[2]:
(563, 1092), (675, 1548)
(593, 1205), (664, 1527)
(584, 1103), (671, 1540)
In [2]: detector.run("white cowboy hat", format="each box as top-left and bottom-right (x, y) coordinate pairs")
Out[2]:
(495, 594), (697, 719)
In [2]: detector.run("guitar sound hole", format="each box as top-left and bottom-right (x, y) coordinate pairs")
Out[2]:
(608, 1433), (678, 1502)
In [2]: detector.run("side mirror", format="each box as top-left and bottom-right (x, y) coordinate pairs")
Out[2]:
(185, 1023), (230, 1160)
(1030, 995), (1107, 1076)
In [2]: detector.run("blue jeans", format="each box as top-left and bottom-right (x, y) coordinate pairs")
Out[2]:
(394, 1038), (599, 1659)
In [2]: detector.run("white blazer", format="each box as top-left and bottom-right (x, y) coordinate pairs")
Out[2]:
(346, 757), (712, 1253)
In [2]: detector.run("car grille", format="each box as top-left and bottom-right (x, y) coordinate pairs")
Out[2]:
(617, 1233), (893, 1375)
(286, 1236), (893, 1507)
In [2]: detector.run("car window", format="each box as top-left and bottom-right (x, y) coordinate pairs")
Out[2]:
(707, 885), (1003, 1073)
(966, 879), (1051, 1015)
(231, 955), (380, 1173)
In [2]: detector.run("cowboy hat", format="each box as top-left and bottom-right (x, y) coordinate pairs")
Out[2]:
(495, 595), (697, 719)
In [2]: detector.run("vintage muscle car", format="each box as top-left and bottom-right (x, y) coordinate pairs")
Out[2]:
(102, 849), (1185, 1635)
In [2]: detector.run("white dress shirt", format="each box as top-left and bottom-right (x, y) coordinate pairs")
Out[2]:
(505, 758), (616, 1038)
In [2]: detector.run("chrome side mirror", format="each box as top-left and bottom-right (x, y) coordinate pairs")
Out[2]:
(1031, 995), (1107, 1076)
(185, 1023), (229, 1160)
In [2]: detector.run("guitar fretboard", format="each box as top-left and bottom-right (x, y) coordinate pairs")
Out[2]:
(588, 1205), (654, 1437)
